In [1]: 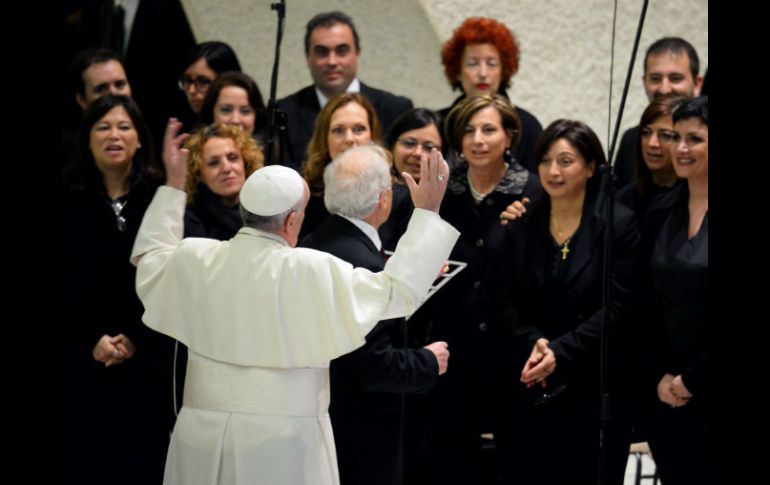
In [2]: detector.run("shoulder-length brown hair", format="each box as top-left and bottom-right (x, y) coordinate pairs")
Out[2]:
(444, 94), (522, 154)
(634, 94), (686, 197)
(184, 123), (264, 204)
(534, 119), (607, 203)
(200, 71), (266, 135)
(441, 17), (520, 92)
(65, 94), (163, 191)
(302, 93), (381, 192)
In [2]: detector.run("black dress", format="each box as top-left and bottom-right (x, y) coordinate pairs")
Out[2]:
(646, 185), (709, 485)
(403, 161), (542, 485)
(496, 196), (639, 485)
(61, 175), (176, 485)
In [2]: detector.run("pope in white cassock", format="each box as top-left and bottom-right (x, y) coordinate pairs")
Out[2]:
(129, 119), (459, 485)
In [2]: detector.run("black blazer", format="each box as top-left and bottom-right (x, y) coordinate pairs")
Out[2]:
(299, 215), (438, 485)
(502, 197), (640, 388)
(497, 196), (639, 485)
(277, 82), (413, 171)
(635, 183), (708, 397)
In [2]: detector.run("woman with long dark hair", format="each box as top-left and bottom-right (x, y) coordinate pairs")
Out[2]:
(299, 92), (381, 240)
(61, 94), (175, 485)
(379, 108), (445, 250)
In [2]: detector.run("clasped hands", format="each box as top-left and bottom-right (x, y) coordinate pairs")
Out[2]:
(93, 334), (136, 367)
(520, 338), (556, 388)
(657, 373), (692, 408)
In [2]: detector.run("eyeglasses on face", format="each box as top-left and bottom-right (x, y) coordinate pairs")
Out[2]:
(397, 137), (441, 153)
(641, 127), (676, 144)
(178, 76), (213, 91)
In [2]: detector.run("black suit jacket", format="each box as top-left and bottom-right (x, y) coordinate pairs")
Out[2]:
(502, 197), (639, 388)
(494, 197), (640, 484)
(277, 82), (413, 171)
(299, 215), (438, 485)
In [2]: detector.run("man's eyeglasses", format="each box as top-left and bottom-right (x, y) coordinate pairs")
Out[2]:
(398, 137), (441, 153)
(178, 76), (213, 91)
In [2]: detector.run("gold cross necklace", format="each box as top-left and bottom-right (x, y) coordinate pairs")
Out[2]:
(550, 212), (577, 260)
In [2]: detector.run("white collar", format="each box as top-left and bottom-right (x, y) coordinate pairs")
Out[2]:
(315, 78), (361, 109)
(339, 214), (381, 251)
(237, 226), (290, 247)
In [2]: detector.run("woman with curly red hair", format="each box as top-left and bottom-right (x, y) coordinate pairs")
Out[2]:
(439, 17), (543, 172)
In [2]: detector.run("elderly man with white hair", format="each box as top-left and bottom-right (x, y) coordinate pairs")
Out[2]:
(300, 144), (450, 485)
(129, 119), (458, 485)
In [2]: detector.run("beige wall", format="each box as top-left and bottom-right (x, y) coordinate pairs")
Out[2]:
(181, 0), (707, 152)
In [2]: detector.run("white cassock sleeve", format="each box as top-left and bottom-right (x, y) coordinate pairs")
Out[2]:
(130, 186), (459, 367)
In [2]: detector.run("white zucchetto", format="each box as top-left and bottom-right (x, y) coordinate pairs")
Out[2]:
(240, 165), (305, 216)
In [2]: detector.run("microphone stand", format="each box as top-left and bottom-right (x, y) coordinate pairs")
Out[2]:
(597, 1), (648, 484)
(264, 0), (287, 165)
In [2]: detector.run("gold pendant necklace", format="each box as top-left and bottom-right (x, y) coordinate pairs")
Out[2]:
(551, 212), (573, 260)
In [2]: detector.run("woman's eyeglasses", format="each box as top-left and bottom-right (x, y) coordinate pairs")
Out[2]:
(178, 76), (213, 91)
(398, 137), (441, 153)
(640, 127), (676, 144)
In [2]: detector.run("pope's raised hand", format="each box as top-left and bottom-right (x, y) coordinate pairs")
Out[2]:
(402, 148), (450, 213)
(163, 118), (190, 190)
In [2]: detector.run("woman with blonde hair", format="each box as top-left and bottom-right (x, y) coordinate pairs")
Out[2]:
(300, 92), (381, 240)
(183, 122), (264, 239)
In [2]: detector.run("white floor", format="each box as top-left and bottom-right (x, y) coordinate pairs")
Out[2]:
(623, 451), (659, 484)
